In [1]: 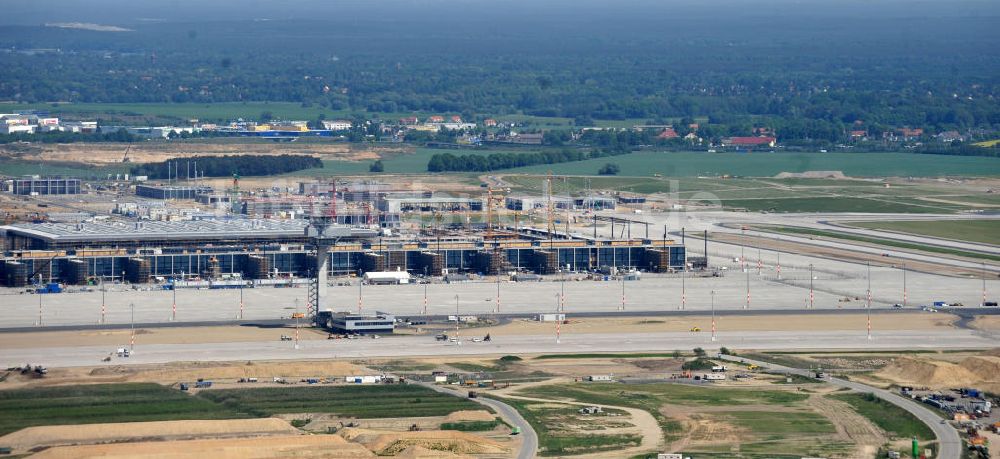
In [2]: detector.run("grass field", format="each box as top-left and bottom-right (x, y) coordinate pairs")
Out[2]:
(758, 225), (1000, 262)
(0, 160), (130, 179)
(497, 397), (642, 456)
(850, 220), (1000, 245)
(197, 384), (480, 418)
(0, 383), (246, 435)
(514, 383), (851, 458)
(719, 197), (950, 213)
(519, 383), (809, 409)
(831, 393), (935, 441)
(503, 151), (1000, 178)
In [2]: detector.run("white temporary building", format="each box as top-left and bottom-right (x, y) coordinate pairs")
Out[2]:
(363, 271), (412, 285)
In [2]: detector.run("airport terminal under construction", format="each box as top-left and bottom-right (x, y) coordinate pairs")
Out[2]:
(0, 219), (686, 290)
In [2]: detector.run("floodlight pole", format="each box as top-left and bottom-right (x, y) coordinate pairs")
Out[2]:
(129, 302), (135, 351)
(239, 279), (244, 320)
(454, 295), (461, 345)
(983, 262), (988, 307)
(776, 236), (781, 280)
(560, 269), (565, 312)
(745, 262), (750, 310)
(809, 264), (814, 309)
(100, 276), (106, 324)
(555, 293), (561, 344)
(294, 298), (300, 350)
(621, 273), (626, 311)
(866, 261), (872, 340)
(711, 290), (717, 342)
(902, 263), (907, 308)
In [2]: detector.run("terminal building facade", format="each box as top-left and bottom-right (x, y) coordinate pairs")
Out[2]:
(0, 219), (685, 286)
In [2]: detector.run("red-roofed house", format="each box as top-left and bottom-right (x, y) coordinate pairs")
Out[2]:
(849, 130), (867, 141)
(895, 127), (924, 140)
(400, 116), (420, 125)
(449, 115), (462, 123)
(427, 115), (445, 123)
(657, 127), (679, 139)
(484, 118), (498, 127)
(722, 136), (777, 148)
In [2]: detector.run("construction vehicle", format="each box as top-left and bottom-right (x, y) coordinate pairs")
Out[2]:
(689, 326), (701, 332)
(747, 364), (760, 370)
(121, 143), (132, 163)
(195, 380), (213, 388)
(511, 426), (521, 435)
(468, 390), (478, 398)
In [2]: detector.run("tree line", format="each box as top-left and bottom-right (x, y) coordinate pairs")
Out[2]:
(427, 147), (631, 172)
(129, 155), (322, 178)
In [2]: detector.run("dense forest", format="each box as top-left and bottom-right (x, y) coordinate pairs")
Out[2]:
(129, 155), (321, 178)
(1, 0), (999, 143)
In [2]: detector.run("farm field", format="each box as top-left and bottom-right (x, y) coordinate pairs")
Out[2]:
(850, 219), (1000, 245)
(0, 383), (480, 438)
(0, 383), (247, 436)
(197, 384), (481, 418)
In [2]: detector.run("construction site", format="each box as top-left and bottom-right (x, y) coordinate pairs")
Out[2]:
(2, 169), (1000, 459)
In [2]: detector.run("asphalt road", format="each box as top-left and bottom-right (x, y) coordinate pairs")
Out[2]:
(415, 381), (537, 459)
(719, 354), (960, 459)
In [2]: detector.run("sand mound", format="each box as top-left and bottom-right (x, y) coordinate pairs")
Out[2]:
(87, 360), (367, 382)
(877, 357), (980, 387)
(395, 445), (468, 458)
(958, 356), (1000, 383)
(29, 434), (374, 459)
(0, 418), (299, 453)
(442, 410), (496, 423)
(340, 427), (507, 455)
(774, 171), (847, 179)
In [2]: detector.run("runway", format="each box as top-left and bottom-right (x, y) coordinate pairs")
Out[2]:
(4, 328), (995, 369)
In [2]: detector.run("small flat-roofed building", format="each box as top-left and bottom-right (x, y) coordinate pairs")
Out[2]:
(316, 310), (395, 334)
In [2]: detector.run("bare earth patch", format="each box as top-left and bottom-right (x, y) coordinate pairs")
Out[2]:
(0, 418), (300, 455)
